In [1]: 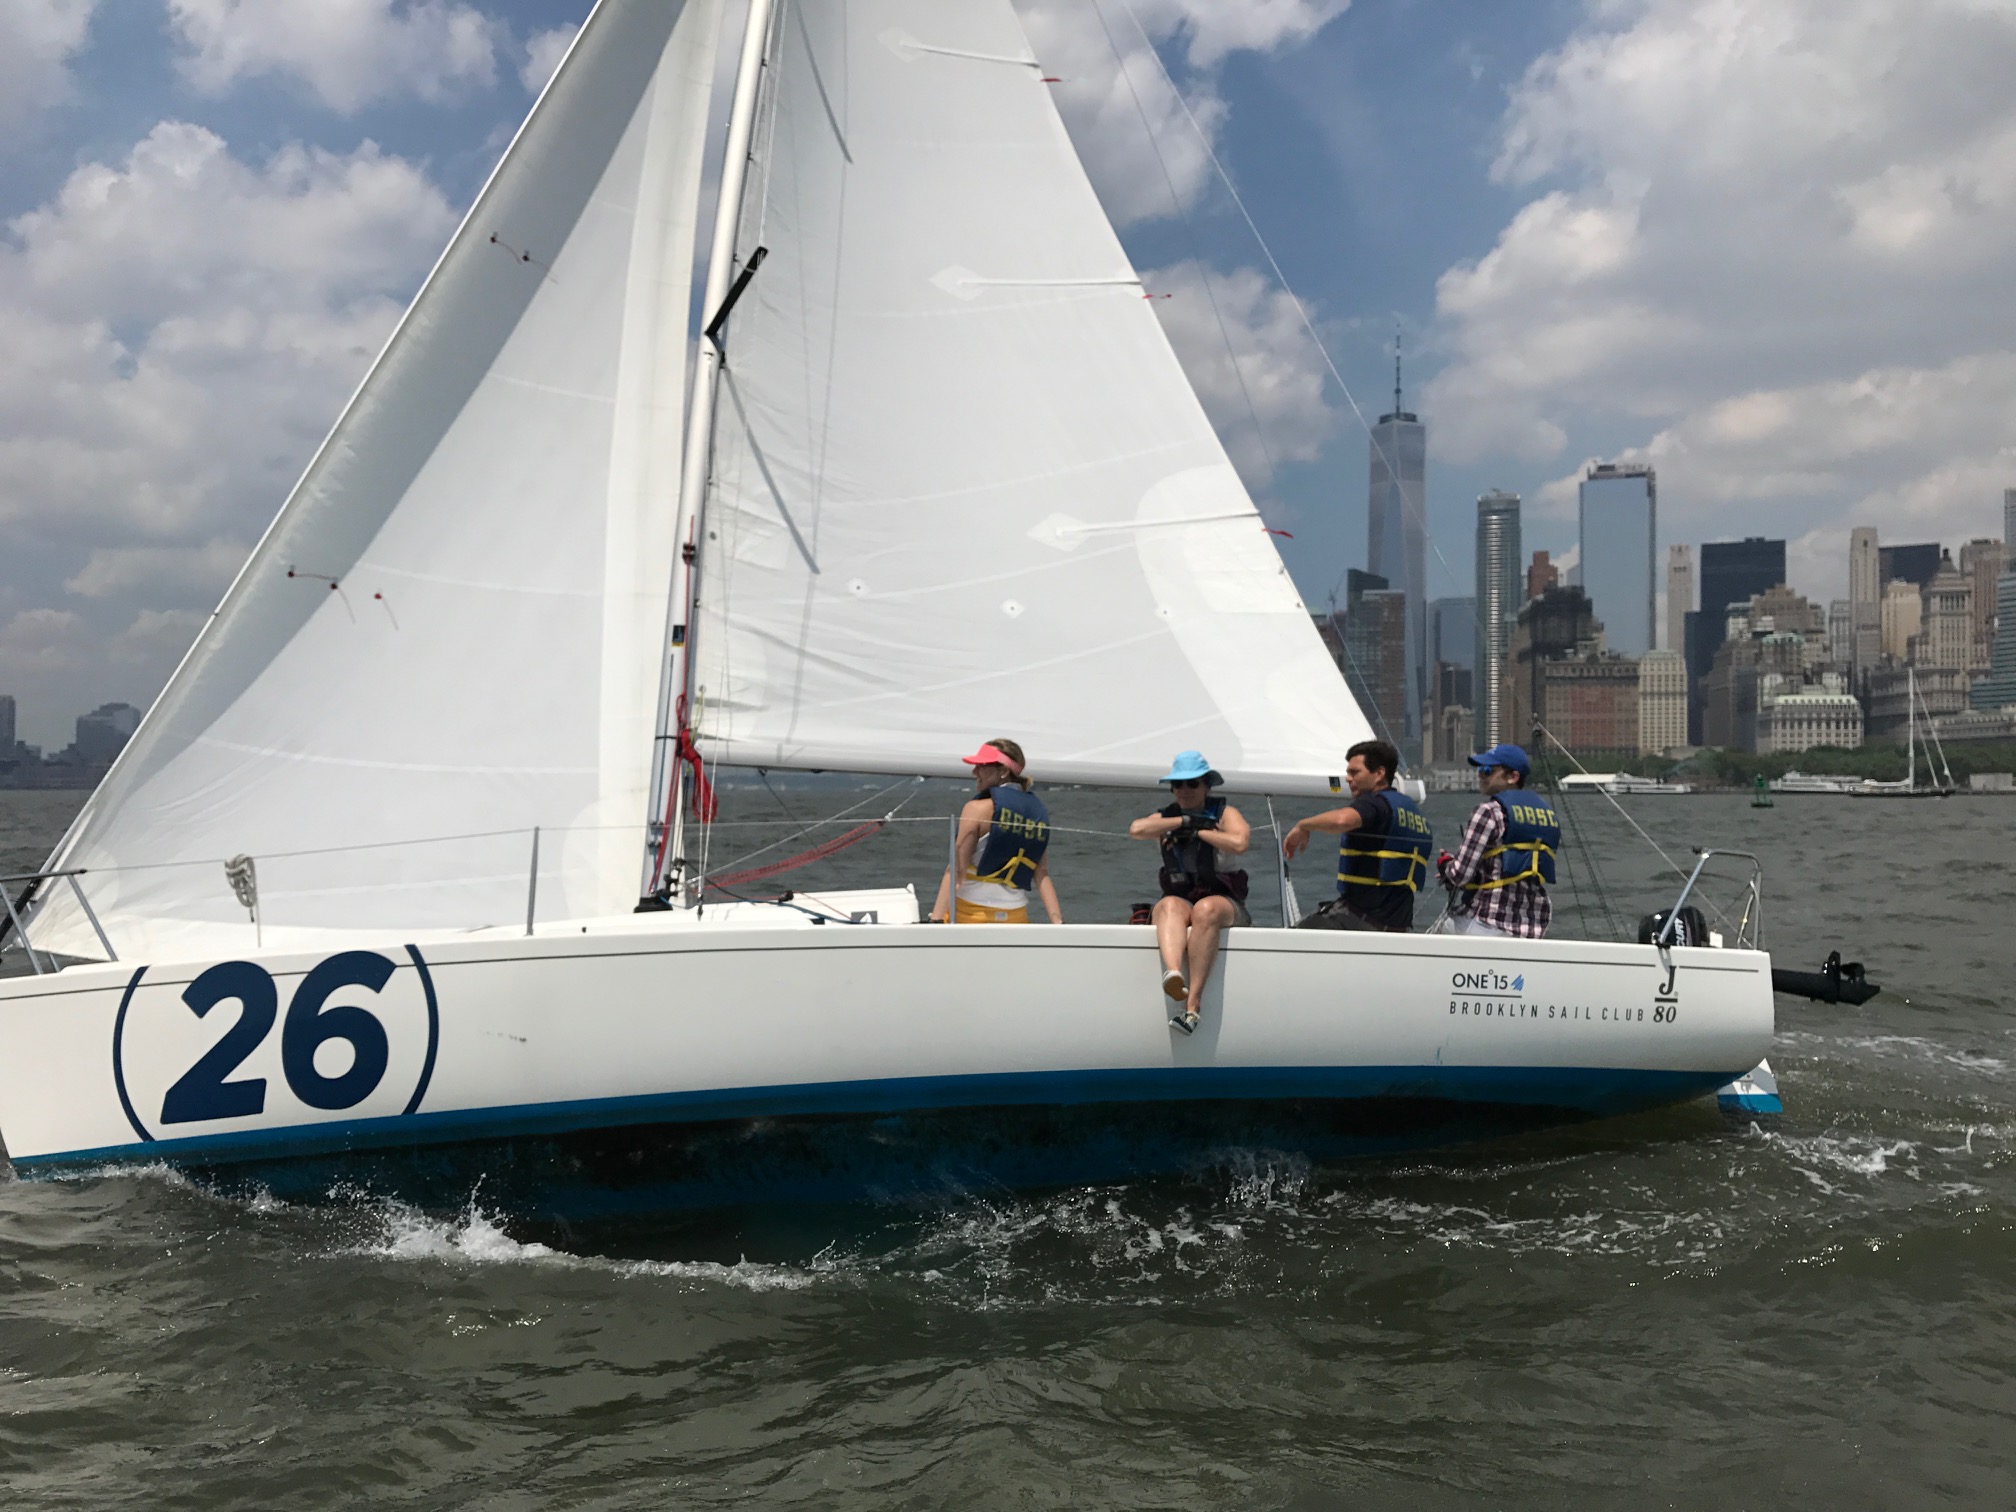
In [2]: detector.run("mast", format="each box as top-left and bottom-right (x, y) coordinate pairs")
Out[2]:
(1906, 666), (1917, 792)
(642, 0), (778, 904)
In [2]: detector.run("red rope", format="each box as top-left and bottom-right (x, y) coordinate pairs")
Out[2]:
(706, 820), (885, 890)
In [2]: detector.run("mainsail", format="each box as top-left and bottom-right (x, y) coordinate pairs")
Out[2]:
(688, 0), (1374, 793)
(30, 0), (723, 961)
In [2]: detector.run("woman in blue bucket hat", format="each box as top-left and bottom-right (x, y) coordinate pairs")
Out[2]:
(1128, 750), (1252, 1035)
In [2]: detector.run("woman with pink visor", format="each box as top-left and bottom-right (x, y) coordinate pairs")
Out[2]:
(928, 738), (1064, 925)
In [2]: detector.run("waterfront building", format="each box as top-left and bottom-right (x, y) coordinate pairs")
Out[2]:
(1367, 353), (1426, 741)
(1958, 538), (2006, 669)
(1579, 462), (1656, 657)
(1881, 578), (1921, 663)
(1867, 665), (1968, 742)
(1849, 525), (1881, 681)
(1429, 597), (1475, 671)
(1637, 648), (1686, 756)
(1665, 545), (1693, 654)
(1919, 553), (1973, 671)
(1474, 490), (1521, 746)
(1341, 569), (1409, 747)
(1879, 542), (1942, 591)
(1758, 691), (1864, 753)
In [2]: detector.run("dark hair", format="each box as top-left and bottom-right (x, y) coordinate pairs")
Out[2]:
(1500, 766), (1528, 788)
(1347, 739), (1400, 786)
(984, 736), (1032, 791)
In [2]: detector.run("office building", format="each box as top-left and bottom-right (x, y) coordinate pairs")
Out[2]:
(1920, 553), (1973, 670)
(1578, 462), (1656, 656)
(1429, 597), (1475, 671)
(1881, 579), (1920, 662)
(1827, 599), (1853, 667)
(1341, 569), (1409, 746)
(1665, 544), (1693, 653)
(2006, 487), (2016, 547)
(1509, 585), (1599, 747)
(1758, 692), (1864, 753)
(1958, 538), (2006, 669)
(1638, 648), (1686, 755)
(1474, 490), (1522, 746)
(0, 694), (14, 753)
(1867, 666), (1967, 742)
(1700, 537), (1786, 622)
(74, 702), (141, 764)
(1879, 543), (1942, 591)
(1367, 351), (1426, 741)
(1526, 550), (1559, 602)
(1849, 525), (1881, 679)
(1542, 655), (1640, 756)
(1970, 567), (2016, 709)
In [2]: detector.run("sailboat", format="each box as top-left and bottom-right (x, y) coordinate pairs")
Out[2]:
(0, 0), (1774, 1205)
(1853, 667), (1957, 797)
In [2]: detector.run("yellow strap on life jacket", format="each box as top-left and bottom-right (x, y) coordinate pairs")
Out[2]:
(1336, 849), (1427, 892)
(1463, 840), (1555, 892)
(970, 848), (1037, 887)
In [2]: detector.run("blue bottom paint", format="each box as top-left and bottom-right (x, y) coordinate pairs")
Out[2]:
(19, 1064), (1739, 1218)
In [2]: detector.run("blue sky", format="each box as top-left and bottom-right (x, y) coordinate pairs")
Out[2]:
(5, 0), (2014, 746)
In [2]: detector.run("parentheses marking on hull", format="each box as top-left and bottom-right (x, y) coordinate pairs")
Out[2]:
(110, 965), (154, 1143)
(401, 944), (440, 1116)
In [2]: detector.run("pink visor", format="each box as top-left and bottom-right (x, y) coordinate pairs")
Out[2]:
(961, 743), (1022, 775)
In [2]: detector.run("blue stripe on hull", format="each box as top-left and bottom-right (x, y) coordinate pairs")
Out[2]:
(15, 1064), (1735, 1174)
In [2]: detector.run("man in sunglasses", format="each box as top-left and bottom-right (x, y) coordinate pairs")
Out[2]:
(1129, 750), (1251, 1035)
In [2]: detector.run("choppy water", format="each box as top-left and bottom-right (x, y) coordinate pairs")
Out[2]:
(3, 783), (2015, 1507)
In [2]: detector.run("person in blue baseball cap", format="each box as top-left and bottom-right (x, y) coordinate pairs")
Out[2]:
(1128, 750), (1252, 1035)
(1434, 743), (1560, 938)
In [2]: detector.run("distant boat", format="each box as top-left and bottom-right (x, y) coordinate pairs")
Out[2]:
(1852, 668), (1956, 799)
(1770, 771), (1867, 795)
(1558, 772), (1691, 796)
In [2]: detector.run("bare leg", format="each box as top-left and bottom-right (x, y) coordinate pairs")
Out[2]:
(1185, 896), (1238, 1015)
(1153, 896), (1193, 974)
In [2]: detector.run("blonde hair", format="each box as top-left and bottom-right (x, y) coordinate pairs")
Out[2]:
(985, 736), (1032, 790)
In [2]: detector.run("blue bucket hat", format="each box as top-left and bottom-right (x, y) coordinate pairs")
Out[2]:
(1467, 742), (1531, 776)
(1160, 750), (1224, 786)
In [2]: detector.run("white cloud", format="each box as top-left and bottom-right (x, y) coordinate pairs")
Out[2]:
(1427, 0), (2016, 591)
(0, 122), (454, 742)
(1146, 260), (1337, 485)
(0, 0), (97, 131)
(168, 0), (503, 113)
(519, 23), (579, 96)
(1014, 0), (1347, 225)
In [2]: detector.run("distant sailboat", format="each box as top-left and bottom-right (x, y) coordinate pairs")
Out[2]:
(1854, 668), (1957, 798)
(0, 0), (1773, 1202)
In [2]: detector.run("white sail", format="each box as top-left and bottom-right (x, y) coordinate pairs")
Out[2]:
(30, 0), (723, 962)
(689, 0), (1373, 795)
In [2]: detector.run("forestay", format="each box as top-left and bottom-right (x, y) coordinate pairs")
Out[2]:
(690, 0), (1373, 795)
(29, 0), (722, 962)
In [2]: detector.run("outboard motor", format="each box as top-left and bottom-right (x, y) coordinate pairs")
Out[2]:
(1638, 906), (1711, 946)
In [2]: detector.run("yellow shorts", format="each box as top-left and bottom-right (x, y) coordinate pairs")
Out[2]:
(954, 898), (1029, 924)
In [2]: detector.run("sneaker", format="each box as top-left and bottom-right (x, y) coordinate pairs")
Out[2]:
(1169, 1010), (1199, 1036)
(1161, 968), (1188, 1002)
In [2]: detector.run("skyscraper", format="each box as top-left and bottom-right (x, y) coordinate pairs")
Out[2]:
(1340, 569), (1409, 745)
(1578, 462), (1656, 657)
(2005, 487), (2015, 547)
(1849, 526), (1880, 679)
(1367, 346), (1426, 743)
(1878, 543), (1942, 590)
(1429, 596), (1476, 671)
(0, 693), (15, 753)
(1474, 490), (1521, 746)
(1665, 544), (1693, 653)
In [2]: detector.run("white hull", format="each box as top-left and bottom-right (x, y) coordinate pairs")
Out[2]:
(0, 900), (1773, 1200)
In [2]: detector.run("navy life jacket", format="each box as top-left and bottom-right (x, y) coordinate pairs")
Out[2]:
(1465, 790), (1560, 891)
(1337, 789), (1434, 893)
(1159, 797), (1249, 902)
(970, 785), (1050, 892)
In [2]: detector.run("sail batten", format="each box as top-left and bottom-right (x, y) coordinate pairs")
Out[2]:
(692, 0), (1372, 796)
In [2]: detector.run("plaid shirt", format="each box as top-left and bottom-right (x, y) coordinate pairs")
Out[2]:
(1437, 798), (1553, 939)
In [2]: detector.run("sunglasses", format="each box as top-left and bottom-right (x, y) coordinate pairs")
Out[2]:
(1170, 779), (1206, 791)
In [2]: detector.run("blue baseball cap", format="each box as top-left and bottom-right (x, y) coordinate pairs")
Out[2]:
(1468, 743), (1530, 775)
(1160, 750), (1224, 786)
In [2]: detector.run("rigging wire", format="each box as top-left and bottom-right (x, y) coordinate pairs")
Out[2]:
(1112, 0), (1472, 608)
